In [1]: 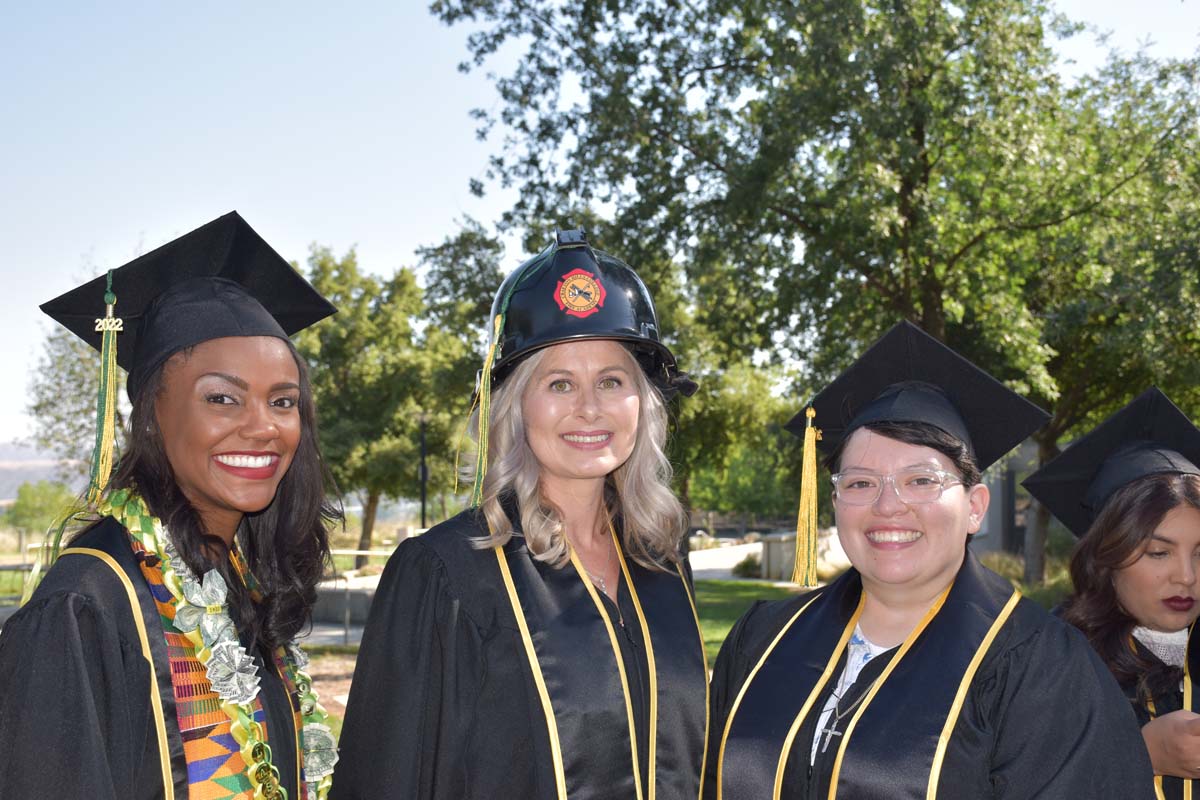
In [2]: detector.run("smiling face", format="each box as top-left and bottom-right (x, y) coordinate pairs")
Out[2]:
(1113, 504), (1200, 633)
(521, 339), (641, 498)
(154, 336), (302, 542)
(833, 428), (989, 600)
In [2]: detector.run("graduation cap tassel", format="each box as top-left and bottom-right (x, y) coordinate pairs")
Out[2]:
(85, 272), (121, 511)
(468, 314), (505, 507)
(791, 406), (822, 586)
(22, 273), (122, 604)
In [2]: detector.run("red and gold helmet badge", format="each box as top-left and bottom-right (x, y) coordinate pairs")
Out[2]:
(554, 268), (606, 319)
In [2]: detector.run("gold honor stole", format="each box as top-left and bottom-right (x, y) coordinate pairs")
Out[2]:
(494, 529), (709, 800)
(1143, 625), (1197, 800)
(717, 553), (1019, 800)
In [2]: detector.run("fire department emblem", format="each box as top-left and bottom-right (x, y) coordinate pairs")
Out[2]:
(554, 268), (606, 318)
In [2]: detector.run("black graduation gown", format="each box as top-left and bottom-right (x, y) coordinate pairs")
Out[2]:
(331, 508), (708, 800)
(1124, 633), (1199, 800)
(0, 517), (299, 800)
(704, 552), (1155, 799)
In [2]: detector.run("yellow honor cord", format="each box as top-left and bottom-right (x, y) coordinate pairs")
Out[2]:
(791, 406), (821, 586)
(468, 314), (505, 507)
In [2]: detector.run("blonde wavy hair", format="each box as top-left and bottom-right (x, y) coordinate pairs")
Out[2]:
(468, 343), (687, 570)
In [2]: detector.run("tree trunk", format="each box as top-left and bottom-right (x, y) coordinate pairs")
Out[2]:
(356, 491), (380, 569)
(438, 493), (448, 525)
(1022, 435), (1061, 585)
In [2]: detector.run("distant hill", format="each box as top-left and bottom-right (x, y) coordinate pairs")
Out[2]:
(0, 441), (85, 501)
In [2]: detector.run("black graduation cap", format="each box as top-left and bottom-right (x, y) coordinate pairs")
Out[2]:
(1023, 387), (1200, 537)
(40, 211), (336, 399)
(786, 320), (1050, 471)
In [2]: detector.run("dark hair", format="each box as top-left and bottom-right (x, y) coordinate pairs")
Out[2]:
(105, 339), (341, 651)
(822, 420), (983, 487)
(1060, 472), (1200, 702)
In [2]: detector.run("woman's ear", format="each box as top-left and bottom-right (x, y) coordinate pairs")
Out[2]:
(966, 483), (990, 534)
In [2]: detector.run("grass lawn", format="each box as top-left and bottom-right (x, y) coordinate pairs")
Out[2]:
(694, 579), (801, 663)
(0, 569), (28, 598)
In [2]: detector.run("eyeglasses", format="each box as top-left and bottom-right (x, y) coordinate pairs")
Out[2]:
(830, 468), (964, 506)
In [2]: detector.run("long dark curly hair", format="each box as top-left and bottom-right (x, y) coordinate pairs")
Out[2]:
(106, 339), (341, 651)
(1060, 472), (1200, 703)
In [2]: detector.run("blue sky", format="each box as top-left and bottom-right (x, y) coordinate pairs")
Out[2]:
(2, 1), (1197, 445)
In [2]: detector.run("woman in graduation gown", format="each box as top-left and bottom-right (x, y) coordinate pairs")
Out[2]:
(332, 230), (708, 800)
(0, 212), (342, 800)
(1025, 387), (1200, 800)
(705, 321), (1154, 799)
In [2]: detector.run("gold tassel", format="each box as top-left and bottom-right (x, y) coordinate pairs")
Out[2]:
(791, 406), (822, 585)
(24, 272), (121, 603)
(467, 314), (505, 506)
(85, 275), (120, 509)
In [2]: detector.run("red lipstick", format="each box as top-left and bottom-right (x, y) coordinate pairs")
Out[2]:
(1163, 596), (1196, 613)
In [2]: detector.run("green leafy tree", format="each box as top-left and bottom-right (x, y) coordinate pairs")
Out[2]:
(435, 0), (1200, 581)
(7, 480), (77, 553)
(688, 364), (800, 519)
(27, 326), (126, 479)
(296, 247), (429, 566)
(297, 246), (480, 566)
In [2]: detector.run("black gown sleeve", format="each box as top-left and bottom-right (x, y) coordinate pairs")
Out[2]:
(330, 538), (485, 800)
(702, 599), (769, 799)
(983, 616), (1157, 799)
(0, 591), (153, 800)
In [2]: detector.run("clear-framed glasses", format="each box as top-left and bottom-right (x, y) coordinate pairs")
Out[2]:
(830, 468), (964, 506)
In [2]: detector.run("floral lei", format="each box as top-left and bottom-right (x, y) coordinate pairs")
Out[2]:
(103, 489), (337, 800)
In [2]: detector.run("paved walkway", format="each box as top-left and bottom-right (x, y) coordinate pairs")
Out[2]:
(688, 541), (762, 580)
(299, 622), (366, 648)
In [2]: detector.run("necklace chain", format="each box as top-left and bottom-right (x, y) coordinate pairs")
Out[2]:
(819, 668), (880, 753)
(580, 523), (617, 594)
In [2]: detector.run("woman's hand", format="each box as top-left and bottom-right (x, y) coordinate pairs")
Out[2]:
(1143, 710), (1200, 778)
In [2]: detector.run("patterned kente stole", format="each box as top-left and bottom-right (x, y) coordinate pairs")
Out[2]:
(130, 535), (306, 800)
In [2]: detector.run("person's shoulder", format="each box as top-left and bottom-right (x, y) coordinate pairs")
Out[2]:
(377, 509), (506, 617)
(978, 593), (1107, 686)
(396, 508), (499, 580)
(730, 586), (825, 655)
(6, 517), (141, 645)
(33, 517), (136, 599)
(413, 508), (489, 559)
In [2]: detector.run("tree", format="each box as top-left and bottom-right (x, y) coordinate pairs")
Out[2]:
(296, 247), (421, 566)
(6, 480), (77, 554)
(297, 246), (480, 566)
(688, 364), (801, 519)
(435, 0), (1200, 580)
(1015, 52), (1200, 581)
(27, 326), (126, 480)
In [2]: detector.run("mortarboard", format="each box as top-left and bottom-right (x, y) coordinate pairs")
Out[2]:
(40, 211), (336, 401)
(786, 320), (1050, 471)
(783, 320), (1051, 585)
(39, 211), (335, 509)
(1023, 387), (1200, 537)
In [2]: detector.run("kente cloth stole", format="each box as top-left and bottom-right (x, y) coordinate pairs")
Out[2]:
(495, 535), (709, 800)
(131, 536), (306, 800)
(718, 553), (1019, 800)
